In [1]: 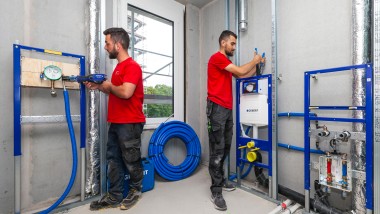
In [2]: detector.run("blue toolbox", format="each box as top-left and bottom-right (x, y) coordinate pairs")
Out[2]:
(123, 158), (155, 196)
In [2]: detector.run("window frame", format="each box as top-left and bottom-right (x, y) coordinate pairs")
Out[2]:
(108, 0), (185, 129)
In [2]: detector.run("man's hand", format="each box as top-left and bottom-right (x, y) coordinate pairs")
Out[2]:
(84, 81), (111, 94)
(253, 51), (263, 64)
(84, 81), (101, 90)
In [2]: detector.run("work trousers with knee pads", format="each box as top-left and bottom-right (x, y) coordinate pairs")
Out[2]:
(207, 100), (233, 194)
(107, 123), (144, 201)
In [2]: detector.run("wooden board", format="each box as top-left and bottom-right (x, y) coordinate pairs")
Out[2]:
(21, 57), (81, 89)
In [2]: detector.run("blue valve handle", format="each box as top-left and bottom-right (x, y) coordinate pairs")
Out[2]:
(254, 48), (266, 75)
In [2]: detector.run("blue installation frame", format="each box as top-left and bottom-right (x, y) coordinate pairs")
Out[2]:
(235, 74), (273, 197)
(303, 64), (373, 212)
(13, 44), (86, 213)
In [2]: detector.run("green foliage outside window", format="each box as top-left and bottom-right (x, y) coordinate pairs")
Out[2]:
(144, 84), (173, 117)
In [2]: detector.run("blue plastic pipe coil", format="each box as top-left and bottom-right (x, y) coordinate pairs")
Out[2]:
(148, 121), (201, 181)
(40, 89), (78, 214)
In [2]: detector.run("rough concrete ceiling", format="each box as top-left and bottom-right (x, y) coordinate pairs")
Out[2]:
(175, 0), (214, 8)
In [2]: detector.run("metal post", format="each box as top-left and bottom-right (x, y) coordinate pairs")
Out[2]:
(372, 1), (380, 213)
(270, 0), (278, 200)
(99, 0), (108, 196)
(304, 72), (311, 212)
(365, 64), (374, 212)
(13, 44), (21, 214)
(80, 56), (86, 201)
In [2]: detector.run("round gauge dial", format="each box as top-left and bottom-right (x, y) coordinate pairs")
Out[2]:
(43, 65), (62, 80)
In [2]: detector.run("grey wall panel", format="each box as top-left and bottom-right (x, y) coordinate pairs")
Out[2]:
(199, 0), (227, 165)
(185, 4), (202, 157)
(0, 0), (25, 212)
(276, 0), (352, 196)
(0, 0), (87, 212)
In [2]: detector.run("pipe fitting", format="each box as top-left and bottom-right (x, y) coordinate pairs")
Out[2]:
(339, 131), (351, 142)
(247, 151), (257, 162)
(318, 126), (330, 137)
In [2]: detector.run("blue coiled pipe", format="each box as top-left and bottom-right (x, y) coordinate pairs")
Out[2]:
(148, 121), (201, 181)
(40, 89), (78, 214)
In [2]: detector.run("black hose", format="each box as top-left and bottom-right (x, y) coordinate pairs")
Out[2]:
(253, 151), (269, 188)
(314, 180), (330, 206)
(278, 184), (350, 214)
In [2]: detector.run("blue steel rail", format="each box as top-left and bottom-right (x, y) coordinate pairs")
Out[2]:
(235, 74), (272, 181)
(13, 44), (86, 213)
(304, 64), (373, 212)
(13, 44), (86, 156)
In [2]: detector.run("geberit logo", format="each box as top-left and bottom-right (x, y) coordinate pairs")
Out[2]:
(246, 109), (258, 112)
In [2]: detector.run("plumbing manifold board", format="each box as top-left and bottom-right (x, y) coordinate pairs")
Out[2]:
(21, 57), (80, 89)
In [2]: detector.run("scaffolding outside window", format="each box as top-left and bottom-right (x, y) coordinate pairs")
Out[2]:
(127, 5), (174, 119)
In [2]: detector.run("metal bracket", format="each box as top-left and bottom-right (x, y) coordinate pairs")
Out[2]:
(21, 115), (81, 123)
(351, 170), (366, 180)
(309, 129), (365, 141)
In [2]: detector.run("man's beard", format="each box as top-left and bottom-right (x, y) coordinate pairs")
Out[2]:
(108, 48), (118, 59)
(226, 50), (234, 57)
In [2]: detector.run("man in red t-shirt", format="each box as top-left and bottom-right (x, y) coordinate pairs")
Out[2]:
(207, 30), (264, 211)
(85, 28), (145, 211)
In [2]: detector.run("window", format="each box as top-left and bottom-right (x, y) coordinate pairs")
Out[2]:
(106, 0), (184, 127)
(127, 6), (174, 119)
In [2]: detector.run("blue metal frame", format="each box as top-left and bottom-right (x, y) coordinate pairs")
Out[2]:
(235, 74), (273, 178)
(13, 44), (86, 153)
(304, 64), (373, 211)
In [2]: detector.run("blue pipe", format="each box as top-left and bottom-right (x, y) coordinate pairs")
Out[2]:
(148, 121), (201, 181)
(278, 143), (324, 154)
(40, 89), (78, 214)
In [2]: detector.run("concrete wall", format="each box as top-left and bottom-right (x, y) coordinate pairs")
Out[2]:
(0, 0), (362, 212)
(194, 0), (354, 209)
(198, 0), (230, 165)
(0, 0), (87, 213)
(185, 4), (202, 159)
(276, 0), (352, 199)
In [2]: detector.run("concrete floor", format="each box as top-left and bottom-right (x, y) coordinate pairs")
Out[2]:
(61, 165), (277, 214)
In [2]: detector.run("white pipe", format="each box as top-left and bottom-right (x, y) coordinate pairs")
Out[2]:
(252, 125), (258, 139)
(268, 199), (292, 214)
(238, 0), (248, 31)
(240, 124), (250, 138)
(281, 203), (302, 214)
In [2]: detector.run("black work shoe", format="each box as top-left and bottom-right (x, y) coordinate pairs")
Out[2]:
(223, 182), (236, 191)
(120, 189), (142, 210)
(210, 192), (227, 211)
(90, 194), (120, 210)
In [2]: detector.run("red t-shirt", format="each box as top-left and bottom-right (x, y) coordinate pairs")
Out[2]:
(207, 52), (233, 109)
(108, 58), (146, 123)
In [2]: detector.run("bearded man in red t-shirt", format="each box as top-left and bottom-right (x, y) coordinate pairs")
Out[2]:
(207, 30), (264, 211)
(85, 28), (145, 211)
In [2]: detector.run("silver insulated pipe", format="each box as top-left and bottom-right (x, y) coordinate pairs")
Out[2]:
(239, 0), (248, 32)
(85, 0), (101, 196)
(352, 0), (370, 213)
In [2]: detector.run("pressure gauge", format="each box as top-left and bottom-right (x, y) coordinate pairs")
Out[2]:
(43, 65), (62, 80)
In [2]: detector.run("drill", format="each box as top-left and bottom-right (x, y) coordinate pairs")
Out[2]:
(62, 74), (107, 84)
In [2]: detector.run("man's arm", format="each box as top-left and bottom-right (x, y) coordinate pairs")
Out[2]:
(225, 53), (262, 78)
(236, 65), (257, 78)
(85, 81), (136, 99)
